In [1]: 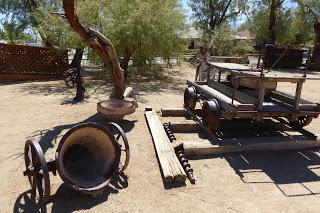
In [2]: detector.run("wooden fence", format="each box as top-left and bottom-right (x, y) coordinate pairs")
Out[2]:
(0, 43), (69, 81)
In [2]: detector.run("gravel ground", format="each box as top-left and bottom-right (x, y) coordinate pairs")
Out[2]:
(1, 63), (320, 213)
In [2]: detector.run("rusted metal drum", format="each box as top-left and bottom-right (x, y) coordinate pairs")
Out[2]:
(23, 122), (130, 202)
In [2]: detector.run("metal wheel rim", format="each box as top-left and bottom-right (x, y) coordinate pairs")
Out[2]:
(108, 122), (130, 172)
(184, 86), (197, 111)
(201, 99), (221, 132)
(24, 139), (51, 204)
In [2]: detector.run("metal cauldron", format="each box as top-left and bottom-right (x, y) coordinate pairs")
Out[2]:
(23, 122), (129, 204)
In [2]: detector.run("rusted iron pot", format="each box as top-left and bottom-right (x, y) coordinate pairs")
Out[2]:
(56, 123), (123, 196)
(23, 122), (129, 203)
(97, 99), (138, 121)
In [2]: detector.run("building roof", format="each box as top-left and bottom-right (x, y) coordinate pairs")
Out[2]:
(180, 26), (201, 39)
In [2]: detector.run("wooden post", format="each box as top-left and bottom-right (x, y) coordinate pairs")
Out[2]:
(256, 80), (266, 121)
(183, 135), (320, 156)
(294, 81), (303, 112)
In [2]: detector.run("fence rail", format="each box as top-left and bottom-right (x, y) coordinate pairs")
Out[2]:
(0, 43), (69, 81)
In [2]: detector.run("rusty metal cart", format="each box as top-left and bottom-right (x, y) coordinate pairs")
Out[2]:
(184, 62), (320, 132)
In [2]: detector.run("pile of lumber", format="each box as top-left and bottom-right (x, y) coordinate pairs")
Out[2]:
(145, 108), (186, 183)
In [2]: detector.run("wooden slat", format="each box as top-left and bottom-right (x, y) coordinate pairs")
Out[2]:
(167, 120), (200, 132)
(184, 135), (320, 156)
(270, 90), (314, 105)
(207, 80), (257, 104)
(161, 108), (202, 117)
(145, 108), (186, 182)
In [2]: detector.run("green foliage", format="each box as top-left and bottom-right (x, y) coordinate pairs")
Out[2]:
(204, 26), (254, 56)
(189, 0), (248, 34)
(240, 0), (319, 46)
(33, 0), (186, 67)
(244, 5), (296, 44)
(102, 0), (186, 65)
(0, 18), (34, 43)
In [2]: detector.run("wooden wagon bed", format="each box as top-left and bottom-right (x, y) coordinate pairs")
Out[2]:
(184, 62), (320, 132)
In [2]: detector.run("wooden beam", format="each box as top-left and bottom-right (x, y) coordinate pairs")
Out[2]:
(183, 134), (320, 156)
(168, 121), (200, 132)
(145, 108), (186, 183)
(294, 82), (303, 112)
(161, 108), (201, 117)
(207, 80), (257, 104)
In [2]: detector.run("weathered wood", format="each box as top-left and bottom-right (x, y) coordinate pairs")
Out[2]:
(207, 80), (257, 104)
(161, 108), (202, 117)
(168, 121), (200, 132)
(270, 90), (314, 105)
(161, 108), (187, 117)
(145, 109), (186, 182)
(294, 82), (303, 112)
(63, 0), (125, 99)
(184, 134), (320, 156)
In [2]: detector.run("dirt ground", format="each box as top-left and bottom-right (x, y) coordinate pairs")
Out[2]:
(1, 63), (320, 213)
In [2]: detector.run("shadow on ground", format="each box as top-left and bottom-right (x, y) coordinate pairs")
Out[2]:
(27, 113), (136, 154)
(16, 66), (186, 103)
(189, 118), (320, 197)
(225, 150), (320, 197)
(13, 173), (128, 213)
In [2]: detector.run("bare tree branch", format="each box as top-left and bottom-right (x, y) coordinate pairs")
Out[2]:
(62, 0), (125, 99)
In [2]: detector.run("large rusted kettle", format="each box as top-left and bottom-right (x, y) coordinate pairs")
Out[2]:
(23, 122), (129, 204)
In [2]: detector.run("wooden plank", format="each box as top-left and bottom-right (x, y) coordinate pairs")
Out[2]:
(294, 82), (303, 111)
(161, 108), (186, 117)
(207, 80), (257, 104)
(208, 62), (251, 71)
(184, 134), (320, 156)
(270, 90), (314, 105)
(168, 120), (200, 132)
(145, 108), (186, 182)
(202, 85), (242, 105)
(161, 108), (202, 117)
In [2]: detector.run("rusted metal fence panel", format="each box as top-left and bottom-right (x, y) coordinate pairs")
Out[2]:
(0, 43), (68, 81)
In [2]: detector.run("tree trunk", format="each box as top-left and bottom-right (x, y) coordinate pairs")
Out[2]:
(70, 48), (84, 69)
(268, 0), (277, 41)
(312, 22), (320, 62)
(63, 0), (125, 100)
(308, 22), (320, 69)
(70, 48), (85, 101)
(120, 48), (132, 81)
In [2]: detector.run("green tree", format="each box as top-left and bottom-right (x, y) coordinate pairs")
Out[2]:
(0, 0), (53, 45)
(1, 19), (30, 43)
(204, 25), (254, 56)
(38, 0), (186, 72)
(243, 1), (296, 44)
(189, 0), (247, 34)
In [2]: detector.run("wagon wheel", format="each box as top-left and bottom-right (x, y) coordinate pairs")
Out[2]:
(23, 139), (51, 204)
(290, 116), (313, 128)
(108, 122), (130, 172)
(184, 86), (197, 111)
(201, 99), (221, 132)
(63, 68), (79, 88)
